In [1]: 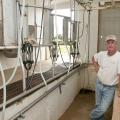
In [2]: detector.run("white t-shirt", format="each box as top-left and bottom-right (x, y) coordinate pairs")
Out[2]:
(94, 51), (120, 86)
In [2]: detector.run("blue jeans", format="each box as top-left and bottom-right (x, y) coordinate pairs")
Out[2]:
(90, 79), (116, 120)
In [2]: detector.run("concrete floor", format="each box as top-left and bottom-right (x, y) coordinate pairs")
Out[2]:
(59, 90), (112, 120)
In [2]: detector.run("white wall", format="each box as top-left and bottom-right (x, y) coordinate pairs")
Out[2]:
(75, 3), (98, 63)
(0, 69), (81, 120)
(0, 51), (18, 70)
(79, 64), (97, 90)
(0, 0), (2, 20)
(3, 0), (17, 45)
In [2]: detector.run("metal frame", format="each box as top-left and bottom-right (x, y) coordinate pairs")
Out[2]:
(0, 0), (4, 46)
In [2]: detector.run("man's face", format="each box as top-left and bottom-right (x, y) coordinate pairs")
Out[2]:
(106, 40), (117, 52)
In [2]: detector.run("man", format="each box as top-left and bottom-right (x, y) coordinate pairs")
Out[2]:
(90, 35), (120, 120)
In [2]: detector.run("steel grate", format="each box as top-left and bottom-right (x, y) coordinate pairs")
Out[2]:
(0, 65), (68, 104)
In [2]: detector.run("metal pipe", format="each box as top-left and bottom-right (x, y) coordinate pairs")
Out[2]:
(19, 4), (52, 11)
(0, 46), (18, 50)
(51, 14), (70, 19)
(1, 0), (4, 46)
(34, 0), (37, 41)
(19, 55), (26, 91)
(87, 10), (91, 63)
(0, 64), (6, 120)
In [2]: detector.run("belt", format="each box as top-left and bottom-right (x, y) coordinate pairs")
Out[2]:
(98, 80), (116, 87)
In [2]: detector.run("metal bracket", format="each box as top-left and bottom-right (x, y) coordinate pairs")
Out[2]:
(59, 82), (66, 94)
(16, 114), (25, 120)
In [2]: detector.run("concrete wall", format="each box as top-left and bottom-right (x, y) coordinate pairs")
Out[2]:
(0, 51), (18, 70)
(0, 69), (81, 120)
(79, 64), (97, 91)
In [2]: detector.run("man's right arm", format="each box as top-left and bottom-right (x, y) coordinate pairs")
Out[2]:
(92, 56), (99, 73)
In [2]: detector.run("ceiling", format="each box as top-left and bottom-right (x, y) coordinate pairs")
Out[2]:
(20, 0), (120, 9)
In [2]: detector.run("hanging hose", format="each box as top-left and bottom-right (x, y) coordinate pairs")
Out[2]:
(26, 0), (48, 90)
(67, 0), (73, 73)
(0, 1), (25, 120)
(71, 0), (79, 67)
(77, 7), (87, 64)
(39, 46), (48, 87)
(19, 55), (26, 91)
(71, 40), (80, 66)
(0, 64), (6, 120)
(51, 0), (59, 77)
(58, 44), (68, 69)
(0, 0), (25, 90)
(79, 9), (86, 39)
